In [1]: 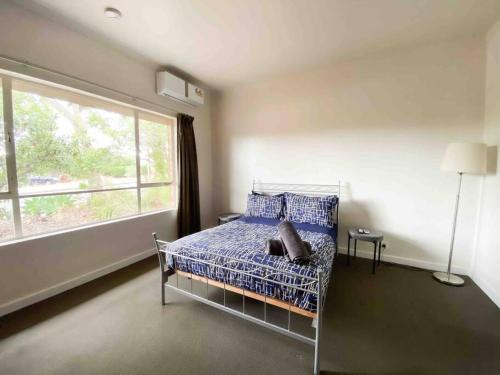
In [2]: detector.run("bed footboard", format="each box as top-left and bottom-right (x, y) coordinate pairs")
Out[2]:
(152, 232), (325, 375)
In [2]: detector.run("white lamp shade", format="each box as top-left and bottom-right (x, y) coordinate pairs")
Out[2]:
(441, 142), (487, 174)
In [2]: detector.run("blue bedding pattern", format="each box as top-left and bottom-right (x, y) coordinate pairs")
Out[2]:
(284, 192), (338, 228)
(245, 193), (284, 219)
(162, 218), (336, 312)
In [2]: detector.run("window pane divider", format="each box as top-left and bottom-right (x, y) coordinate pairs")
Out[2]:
(18, 186), (139, 198)
(139, 181), (172, 188)
(2, 77), (22, 236)
(134, 110), (142, 213)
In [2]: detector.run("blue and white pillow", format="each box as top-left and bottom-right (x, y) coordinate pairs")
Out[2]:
(245, 194), (284, 219)
(284, 192), (337, 228)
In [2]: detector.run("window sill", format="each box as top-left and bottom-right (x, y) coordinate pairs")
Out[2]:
(0, 208), (177, 247)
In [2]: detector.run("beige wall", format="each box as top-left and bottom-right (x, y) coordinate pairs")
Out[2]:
(213, 37), (486, 273)
(472, 19), (500, 307)
(0, 1), (213, 314)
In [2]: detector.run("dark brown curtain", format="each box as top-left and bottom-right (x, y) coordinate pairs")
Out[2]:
(177, 113), (200, 237)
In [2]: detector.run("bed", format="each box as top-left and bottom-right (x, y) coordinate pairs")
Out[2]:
(153, 182), (340, 375)
(167, 216), (336, 312)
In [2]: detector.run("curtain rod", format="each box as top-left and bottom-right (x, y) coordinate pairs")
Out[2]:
(0, 54), (183, 115)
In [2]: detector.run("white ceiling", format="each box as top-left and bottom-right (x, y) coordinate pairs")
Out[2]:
(13, 0), (500, 88)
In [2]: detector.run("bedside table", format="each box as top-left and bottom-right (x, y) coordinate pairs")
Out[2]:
(347, 228), (384, 274)
(218, 213), (243, 225)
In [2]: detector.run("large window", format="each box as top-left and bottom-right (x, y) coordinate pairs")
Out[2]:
(0, 74), (176, 242)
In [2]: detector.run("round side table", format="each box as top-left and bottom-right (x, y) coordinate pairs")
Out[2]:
(347, 229), (384, 274)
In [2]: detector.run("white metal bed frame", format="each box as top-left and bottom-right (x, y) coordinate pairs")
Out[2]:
(153, 182), (340, 375)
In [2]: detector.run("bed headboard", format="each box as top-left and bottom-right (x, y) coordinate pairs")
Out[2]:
(252, 181), (340, 197)
(251, 181), (341, 226)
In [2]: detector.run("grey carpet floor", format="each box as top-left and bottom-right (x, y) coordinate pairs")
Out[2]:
(1, 255), (499, 375)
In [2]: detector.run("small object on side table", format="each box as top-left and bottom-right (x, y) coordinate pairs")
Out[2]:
(218, 213), (243, 225)
(347, 228), (384, 274)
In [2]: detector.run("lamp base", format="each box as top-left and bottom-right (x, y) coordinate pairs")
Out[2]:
(433, 271), (465, 286)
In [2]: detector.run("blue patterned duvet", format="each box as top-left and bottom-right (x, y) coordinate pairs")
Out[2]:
(162, 217), (336, 312)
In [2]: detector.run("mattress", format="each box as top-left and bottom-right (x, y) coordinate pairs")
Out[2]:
(162, 217), (336, 312)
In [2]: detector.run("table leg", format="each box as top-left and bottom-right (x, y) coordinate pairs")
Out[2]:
(372, 242), (377, 274)
(347, 235), (351, 266)
(378, 241), (382, 266)
(354, 239), (357, 259)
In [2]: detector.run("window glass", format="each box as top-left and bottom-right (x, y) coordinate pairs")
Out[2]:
(141, 185), (175, 213)
(20, 189), (138, 236)
(0, 200), (15, 241)
(139, 113), (173, 183)
(0, 79), (8, 192)
(0, 75), (176, 243)
(13, 79), (136, 195)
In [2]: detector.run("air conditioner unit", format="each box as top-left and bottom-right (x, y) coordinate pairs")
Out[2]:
(156, 71), (204, 106)
(186, 83), (205, 106)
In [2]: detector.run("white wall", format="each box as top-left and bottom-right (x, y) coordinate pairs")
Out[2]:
(213, 37), (486, 273)
(0, 1), (213, 315)
(0, 0), (496, 315)
(471, 19), (500, 307)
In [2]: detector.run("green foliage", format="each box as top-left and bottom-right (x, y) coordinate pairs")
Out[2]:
(13, 93), (73, 184)
(5, 89), (170, 224)
(12, 91), (136, 186)
(89, 191), (136, 220)
(23, 195), (74, 217)
(140, 120), (170, 181)
(0, 204), (12, 221)
(141, 186), (171, 212)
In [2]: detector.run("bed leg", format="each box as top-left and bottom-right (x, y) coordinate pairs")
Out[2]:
(161, 276), (166, 305)
(153, 232), (168, 306)
(313, 271), (323, 375)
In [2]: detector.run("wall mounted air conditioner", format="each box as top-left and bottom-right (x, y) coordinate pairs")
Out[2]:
(156, 71), (204, 106)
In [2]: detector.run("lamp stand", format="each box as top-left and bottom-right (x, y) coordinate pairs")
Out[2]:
(433, 172), (465, 286)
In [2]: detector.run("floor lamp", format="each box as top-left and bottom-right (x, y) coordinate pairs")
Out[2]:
(435, 142), (487, 286)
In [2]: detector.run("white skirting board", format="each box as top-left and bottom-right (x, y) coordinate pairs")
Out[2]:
(336, 246), (469, 275)
(0, 248), (156, 317)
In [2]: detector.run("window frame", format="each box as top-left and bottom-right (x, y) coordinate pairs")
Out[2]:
(0, 72), (177, 242)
